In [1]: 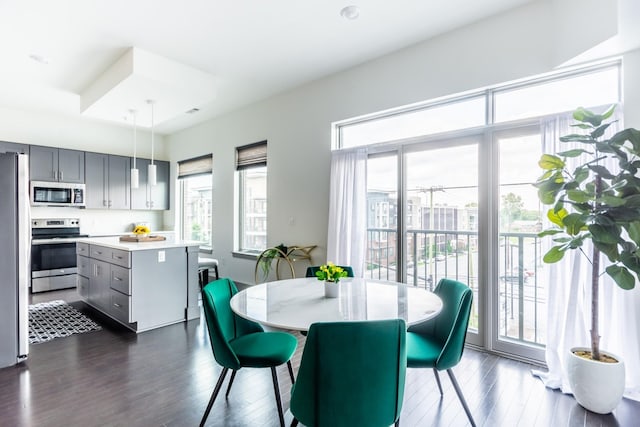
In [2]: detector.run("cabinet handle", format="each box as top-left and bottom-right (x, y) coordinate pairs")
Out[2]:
(103, 200), (107, 206)
(113, 302), (122, 308)
(60, 171), (63, 181)
(95, 251), (103, 255)
(108, 200), (112, 207)
(113, 276), (122, 282)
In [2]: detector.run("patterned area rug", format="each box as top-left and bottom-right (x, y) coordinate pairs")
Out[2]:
(29, 300), (102, 344)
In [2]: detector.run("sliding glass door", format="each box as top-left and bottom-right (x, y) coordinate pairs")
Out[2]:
(492, 127), (545, 360)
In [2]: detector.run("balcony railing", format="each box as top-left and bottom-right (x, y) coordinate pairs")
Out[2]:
(366, 228), (546, 347)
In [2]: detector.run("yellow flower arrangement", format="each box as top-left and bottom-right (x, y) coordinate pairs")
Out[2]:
(315, 262), (348, 283)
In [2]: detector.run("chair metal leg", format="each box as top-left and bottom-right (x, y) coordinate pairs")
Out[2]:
(271, 366), (286, 427)
(395, 419), (400, 426)
(290, 419), (299, 427)
(225, 369), (237, 398)
(446, 369), (476, 427)
(433, 368), (443, 396)
(199, 367), (229, 427)
(287, 361), (295, 384)
(213, 265), (219, 280)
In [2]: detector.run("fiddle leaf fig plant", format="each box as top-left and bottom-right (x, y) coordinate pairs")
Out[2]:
(535, 105), (640, 361)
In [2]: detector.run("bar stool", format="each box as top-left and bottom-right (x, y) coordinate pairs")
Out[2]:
(198, 257), (219, 290)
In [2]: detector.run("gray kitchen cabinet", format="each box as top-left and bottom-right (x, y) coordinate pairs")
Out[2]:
(85, 152), (130, 209)
(30, 146), (84, 183)
(0, 141), (28, 154)
(130, 158), (170, 210)
(76, 240), (195, 332)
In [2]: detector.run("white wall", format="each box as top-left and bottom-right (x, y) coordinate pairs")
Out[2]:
(0, 106), (169, 233)
(166, 0), (593, 284)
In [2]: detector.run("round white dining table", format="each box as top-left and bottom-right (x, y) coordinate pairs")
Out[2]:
(229, 277), (443, 332)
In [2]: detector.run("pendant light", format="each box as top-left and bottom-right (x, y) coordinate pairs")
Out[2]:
(147, 100), (157, 186)
(130, 109), (139, 189)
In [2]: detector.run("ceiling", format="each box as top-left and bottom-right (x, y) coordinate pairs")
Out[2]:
(0, 0), (533, 134)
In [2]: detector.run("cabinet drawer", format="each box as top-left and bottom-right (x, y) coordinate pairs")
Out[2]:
(109, 248), (131, 268)
(77, 255), (90, 277)
(76, 242), (89, 256)
(89, 245), (111, 263)
(77, 275), (89, 300)
(109, 289), (131, 324)
(110, 264), (131, 295)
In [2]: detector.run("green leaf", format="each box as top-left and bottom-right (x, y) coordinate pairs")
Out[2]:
(601, 104), (616, 120)
(588, 224), (620, 244)
(597, 195), (625, 207)
(605, 265), (636, 290)
(567, 190), (591, 203)
(547, 208), (568, 227)
(573, 107), (604, 127)
(587, 164), (615, 178)
(538, 154), (565, 170)
(537, 179), (563, 204)
(627, 221), (640, 245)
(558, 148), (590, 157)
(573, 167), (590, 183)
(543, 246), (566, 263)
(560, 134), (594, 144)
(594, 241), (619, 262)
(620, 250), (640, 279)
(563, 213), (586, 235)
(623, 195), (640, 208)
(538, 229), (563, 237)
(591, 123), (612, 139)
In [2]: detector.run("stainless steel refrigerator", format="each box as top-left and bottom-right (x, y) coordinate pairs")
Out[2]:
(0, 152), (30, 368)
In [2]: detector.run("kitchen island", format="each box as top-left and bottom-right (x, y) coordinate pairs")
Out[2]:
(76, 236), (201, 332)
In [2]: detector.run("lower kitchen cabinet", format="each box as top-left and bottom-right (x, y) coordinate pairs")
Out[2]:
(76, 240), (199, 332)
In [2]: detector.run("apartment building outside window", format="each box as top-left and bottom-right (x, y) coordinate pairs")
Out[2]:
(236, 141), (267, 253)
(178, 154), (213, 251)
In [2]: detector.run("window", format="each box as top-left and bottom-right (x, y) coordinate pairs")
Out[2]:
(236, 141), (267, 253)
(178, 154), (213, 250)
(338, 60), (621, 362)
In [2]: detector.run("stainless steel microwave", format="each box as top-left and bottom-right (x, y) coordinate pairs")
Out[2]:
(30, 181), (86, 207)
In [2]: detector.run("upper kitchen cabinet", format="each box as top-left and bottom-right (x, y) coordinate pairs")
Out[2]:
(85, 153), (131, 210)
(30, 146), (85, 183)
(0, 141), (28, 154)
(130, 158), (170, 210)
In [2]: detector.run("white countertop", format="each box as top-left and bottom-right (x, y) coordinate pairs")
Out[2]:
(230, 277), (443, 331)
(78, 236), (201, 251)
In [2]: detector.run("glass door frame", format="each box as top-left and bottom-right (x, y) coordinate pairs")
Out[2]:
(488, 124), (545, 362)
(399, 133), (485, 347)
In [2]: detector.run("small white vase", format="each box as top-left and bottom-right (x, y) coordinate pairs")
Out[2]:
(324, 281), (339, 298)
(566, 347), (625, 414)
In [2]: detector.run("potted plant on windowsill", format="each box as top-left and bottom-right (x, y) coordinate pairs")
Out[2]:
(314, 262), (348, 298)
(535, 105), (638, 413)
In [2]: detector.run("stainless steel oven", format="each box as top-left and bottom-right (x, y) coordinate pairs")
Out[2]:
(31, 218), (88, 293)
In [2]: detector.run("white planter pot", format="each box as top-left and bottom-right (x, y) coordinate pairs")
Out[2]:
(324, 281), (339, 298)
(566, 347), (625, 414)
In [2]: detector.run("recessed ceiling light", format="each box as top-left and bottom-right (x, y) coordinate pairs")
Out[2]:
(340, 5), (360, 20)
(28, 53), (50, 65)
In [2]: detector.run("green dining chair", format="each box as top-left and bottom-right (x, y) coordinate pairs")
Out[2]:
(200, 278), (298, 427)
(406, 278), (476, 427)
(305, 265), (355, 278)
(290, 319), (406, 427)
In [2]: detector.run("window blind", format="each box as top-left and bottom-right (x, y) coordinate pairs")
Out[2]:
(236, 140), (267, 170)
(177, 154), (213, 179)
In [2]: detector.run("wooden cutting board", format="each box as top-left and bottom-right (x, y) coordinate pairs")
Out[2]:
(119, 235), (167, 242)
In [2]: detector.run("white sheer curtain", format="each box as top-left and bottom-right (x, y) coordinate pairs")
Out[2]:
(533, 109), (640, 401)
(326, 148), (368, 277)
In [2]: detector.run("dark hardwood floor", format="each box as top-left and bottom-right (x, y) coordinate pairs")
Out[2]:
(2, 289), (637, 426)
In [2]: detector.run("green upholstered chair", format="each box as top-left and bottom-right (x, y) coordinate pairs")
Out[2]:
(305, 265), (355, 278)
(200, 278), (298, 427)
(290, 319), (406, 427)
(406, 278), (476, 427)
